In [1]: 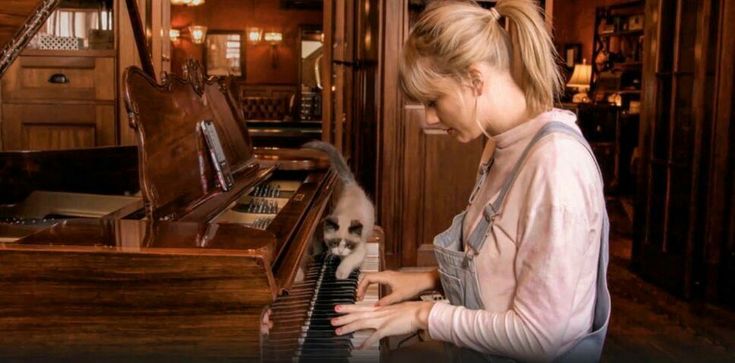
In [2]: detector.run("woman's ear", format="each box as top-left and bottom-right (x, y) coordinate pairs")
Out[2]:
(467, 66), (484, 96)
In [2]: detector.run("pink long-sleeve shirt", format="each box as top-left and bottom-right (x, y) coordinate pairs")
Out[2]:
(428, 109), (604, 362)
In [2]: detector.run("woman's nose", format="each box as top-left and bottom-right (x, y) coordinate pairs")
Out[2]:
(424, 108), (440, 126)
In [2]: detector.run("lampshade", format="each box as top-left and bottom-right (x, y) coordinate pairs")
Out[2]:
(188, 25), (207, 44)
(567, 60), (592, 90)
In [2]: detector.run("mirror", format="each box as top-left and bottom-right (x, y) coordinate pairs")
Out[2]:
(204, 30), (244, 77)
(298, 26), (323, 121)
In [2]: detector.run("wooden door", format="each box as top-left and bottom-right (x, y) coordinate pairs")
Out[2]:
(633, 0), (720, 298)
(378, 0), (483, 268)
(701, 0), (735, 308)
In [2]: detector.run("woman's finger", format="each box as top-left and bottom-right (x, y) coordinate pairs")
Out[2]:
(376, 293), (402, 307)
(335, 304), (379, 314)
(331, 310), (374, 327)
(356, 272), (391, 300)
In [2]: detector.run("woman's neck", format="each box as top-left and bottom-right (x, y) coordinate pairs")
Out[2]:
(478, 71), (533, 137)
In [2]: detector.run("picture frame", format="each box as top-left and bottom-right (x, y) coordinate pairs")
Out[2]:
(628, 14), (644, 31)
(564, 43), (582, 68)
(204, 30), (245, 78)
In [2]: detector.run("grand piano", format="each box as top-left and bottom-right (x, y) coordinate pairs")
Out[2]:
(0, 1), (383, 361)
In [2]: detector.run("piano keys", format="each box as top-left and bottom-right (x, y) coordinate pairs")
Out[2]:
(264, 231), (383, 363)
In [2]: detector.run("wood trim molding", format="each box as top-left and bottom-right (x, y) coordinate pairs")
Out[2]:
(377, 0), (408, 269)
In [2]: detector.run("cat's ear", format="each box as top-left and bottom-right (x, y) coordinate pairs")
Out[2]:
(348, 220), (363, 236)
(323, 216), (339, 232)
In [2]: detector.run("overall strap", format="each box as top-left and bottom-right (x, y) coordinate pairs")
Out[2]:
(466, 121), (603, 252)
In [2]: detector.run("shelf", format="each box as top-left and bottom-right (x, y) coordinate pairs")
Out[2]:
(613, 62), (643, 68)
(21, 49), (116, 57)
(599, 30), (643, 37)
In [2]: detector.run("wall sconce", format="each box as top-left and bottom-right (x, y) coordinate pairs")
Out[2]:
(169, 29), (181, 42)
(188, 25), (207, 45)
(171, 0), (205, 6)
(263, 31), (283, 68)
(247, 27), (263, 43)
(263, 31), (283, 43)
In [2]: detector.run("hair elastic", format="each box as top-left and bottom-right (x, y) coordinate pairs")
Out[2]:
(488, 7), (501, 22)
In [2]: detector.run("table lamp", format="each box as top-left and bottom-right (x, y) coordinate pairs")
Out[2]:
(567, 59), (592, 103)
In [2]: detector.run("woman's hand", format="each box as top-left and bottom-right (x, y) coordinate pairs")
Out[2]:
(331, 301), (435, 349)
(356, 270), (439, 306)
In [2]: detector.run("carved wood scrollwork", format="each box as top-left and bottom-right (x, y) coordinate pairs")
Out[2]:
(183, 59), (206, 96)
(0, 0), (62, 77)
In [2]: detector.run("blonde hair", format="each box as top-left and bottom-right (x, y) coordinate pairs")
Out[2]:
(399, 0), (563, 115)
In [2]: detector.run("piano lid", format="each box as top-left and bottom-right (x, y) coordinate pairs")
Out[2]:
(0, 0), (61, 77)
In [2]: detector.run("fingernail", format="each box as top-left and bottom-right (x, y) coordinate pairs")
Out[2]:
(335, 328), (342, 335)
(335, 305), (342, 312)
(331, 318), (338, 325)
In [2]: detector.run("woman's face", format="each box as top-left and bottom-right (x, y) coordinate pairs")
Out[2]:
(423, 83), (483, 143)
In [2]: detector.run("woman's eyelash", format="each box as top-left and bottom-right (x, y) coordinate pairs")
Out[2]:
(426, 100), (437, 107)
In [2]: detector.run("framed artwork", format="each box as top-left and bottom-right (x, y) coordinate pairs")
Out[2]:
(628, 14), (644, 31)
(564, 43), (582, 68)
(204, 30), (244, 78)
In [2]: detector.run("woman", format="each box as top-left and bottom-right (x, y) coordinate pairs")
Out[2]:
(330, 0), (610, 362)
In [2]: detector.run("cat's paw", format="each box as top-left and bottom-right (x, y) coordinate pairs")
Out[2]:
(335, 265), (353, 280)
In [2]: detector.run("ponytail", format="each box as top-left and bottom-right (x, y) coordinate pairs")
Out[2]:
(495, 0), (563, 113)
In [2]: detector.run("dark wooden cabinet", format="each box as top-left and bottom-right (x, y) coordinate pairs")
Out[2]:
(577, 103), (639, 193)
(1, 50), (117, 150)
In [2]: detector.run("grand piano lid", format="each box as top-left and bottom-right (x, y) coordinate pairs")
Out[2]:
(0, 0), (61, 78)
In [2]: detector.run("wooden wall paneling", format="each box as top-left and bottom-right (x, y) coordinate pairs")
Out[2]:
(401, 105), (424, 266)
(151, 0), (171, 77)
(331, 0), (346, 151)
(118, 0), (143, 145)
(704, 0), (735, 306)
(401, 105), (483, 266)
(687, 0), (715, 298)
(322, 0), (334, 145)
(351, 0), (380, 198)
(633, 0), (659, 273)
(343, 0), (355, 158)
(377, 0), (408, 269)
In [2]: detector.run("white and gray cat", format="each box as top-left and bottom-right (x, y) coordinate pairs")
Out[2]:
(303, 141), (375, 280)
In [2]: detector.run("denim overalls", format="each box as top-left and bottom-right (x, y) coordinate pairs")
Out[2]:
(433, 121), (611, 362)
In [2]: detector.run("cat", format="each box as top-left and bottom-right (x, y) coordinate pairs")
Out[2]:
(303, 141), (375, 280)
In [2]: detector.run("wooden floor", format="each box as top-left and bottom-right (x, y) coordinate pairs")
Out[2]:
(603, 198), (735, 362)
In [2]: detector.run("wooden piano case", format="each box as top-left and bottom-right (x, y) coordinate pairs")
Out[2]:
(0, 61), (340, 360)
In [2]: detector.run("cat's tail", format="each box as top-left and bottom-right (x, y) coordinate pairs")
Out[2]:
(302, 141), (355, 184)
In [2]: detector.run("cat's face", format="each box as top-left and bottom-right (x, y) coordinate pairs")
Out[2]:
(323, 215), (363, 257)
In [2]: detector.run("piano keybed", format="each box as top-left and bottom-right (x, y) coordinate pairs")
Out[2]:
(213, 179), (303, 230)
(265, 242), (381, 362)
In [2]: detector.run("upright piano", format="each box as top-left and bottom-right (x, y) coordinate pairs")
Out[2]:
(0, 2), (384, 361)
